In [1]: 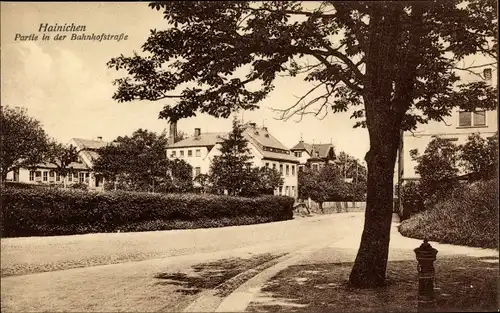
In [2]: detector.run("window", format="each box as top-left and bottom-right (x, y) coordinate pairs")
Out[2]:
(68, 173), (72, 182)
(195, 167), (201, 177)
(29, 171), (35, 181)
(279, 186), (283, 195)
(459, 110), (487, 127)
(49, 171), (55, 178)
(292, 165), (295, 176)
(56, 173), (60, 182)
(180, 150), (185, 158)
(171, 151), (176, 157)
(196, 149), (201, 157)
(279, 164), (283, 174)
(188, 150), (193, 157)
(42, 171), (48, 182)
(312, 164), (319, 170)
(285, 186), (289, 196)
(273, 163), (277, 170)
(294, 151), (302, 157)
(79, 172), (85, 183)
(474, 111), (486, 126)
(286, 165), (290, 176)
(299, 165), (304, 172)
(291, 186), (295, 197)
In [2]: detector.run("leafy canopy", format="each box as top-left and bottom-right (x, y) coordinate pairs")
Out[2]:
(108, 1), (497, 130)
(0, 106), (50, 180)
(94, 128), (193, 192)
(209, 117), (254, 195)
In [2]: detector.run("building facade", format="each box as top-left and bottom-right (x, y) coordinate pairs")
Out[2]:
(166, 123), (299, 197)
(6, 137), (108, 189)
(396, 69), (498, 183)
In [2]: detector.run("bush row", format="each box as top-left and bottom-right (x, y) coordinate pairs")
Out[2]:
(1, 187), (295, 237)
(399, 179), (498, 249)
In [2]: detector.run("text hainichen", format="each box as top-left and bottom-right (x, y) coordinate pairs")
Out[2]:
(39, 23), (86, 32)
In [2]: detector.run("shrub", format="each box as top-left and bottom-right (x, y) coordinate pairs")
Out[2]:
(399, 179), (498, 249)
(71, 182), (88, 190)
(399, 181), (425, 220)
(0, 187), (294, 237)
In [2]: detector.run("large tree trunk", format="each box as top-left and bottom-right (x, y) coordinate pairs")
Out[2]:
(348, 129), (400, 288)
(348, 3), (417, 288)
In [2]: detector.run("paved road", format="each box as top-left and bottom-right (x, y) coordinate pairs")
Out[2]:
(1, 212), (365, 312)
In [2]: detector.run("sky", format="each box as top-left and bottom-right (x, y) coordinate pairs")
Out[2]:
(1, 2), (496, 162)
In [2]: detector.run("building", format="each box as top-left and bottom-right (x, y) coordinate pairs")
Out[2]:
(396, 68), (498, 184)
(6, 137), (108, 189)
(290, 140), (339, 171)
(166, 122), (299, 197)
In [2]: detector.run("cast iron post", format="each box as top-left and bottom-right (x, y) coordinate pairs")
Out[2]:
(414, 239), (438, 312)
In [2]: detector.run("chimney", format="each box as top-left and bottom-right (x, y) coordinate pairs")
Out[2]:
(169, 121), (178, 144)
(97, 136), (102, 141)
(262, 126), (268, 131)
(194, 128), (201, 137)
(249, 122), (257, 128)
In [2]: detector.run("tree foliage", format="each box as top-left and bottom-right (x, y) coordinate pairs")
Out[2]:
(47, 142), (80, 187)
(0, 106), (50, 181)
(410, 137), (460, 202)
(209, 118), (254, 195)
(459, 132), (498, 176)
(108, 1), (497, 288)
(94, 128), (192, 192)
(298, 164), (349, 211)
(240, 166), (284, 197)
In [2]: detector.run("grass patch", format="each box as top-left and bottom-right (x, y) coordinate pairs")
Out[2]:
(399, 179), (498, 249)
(246, 256), (498, 312)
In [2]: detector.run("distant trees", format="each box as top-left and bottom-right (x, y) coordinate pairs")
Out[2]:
(47, 142), (80, 188)
(0, 106), (50, 182)
(208, 118), (283, 197)
(459, 132), (498, 178)
(94, 129), (193, 192)
(298, 164), (349, 213)
(209, 118), (253, 196)
(409, 132), (498, 206)
(410, 137), (460, 202)
(240, 166), (284, 197)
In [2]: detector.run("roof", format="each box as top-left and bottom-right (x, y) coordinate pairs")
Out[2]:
(244, 125), (299, 163)
(33, 161), (90, 170)
(167, 124), (299, 163)
(291, 141), (313, 152)
(71, 138), (110, 168)
(291, 141), (335, 159)
(72, 138), (109, 150)
(167, 132), (226, 148)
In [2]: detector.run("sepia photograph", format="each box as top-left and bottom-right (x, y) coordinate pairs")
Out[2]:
(1, 1), (498, 312)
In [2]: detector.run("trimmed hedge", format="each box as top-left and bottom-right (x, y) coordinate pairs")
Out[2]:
(1, 187), (294, 237)
(399, 179), (498, 249)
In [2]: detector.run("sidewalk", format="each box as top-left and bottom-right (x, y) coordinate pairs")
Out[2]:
(217, 215), (498, 312)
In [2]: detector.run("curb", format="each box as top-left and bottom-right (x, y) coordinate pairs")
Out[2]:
(214, 227), (362, 312)
(182, 253), (294, 312)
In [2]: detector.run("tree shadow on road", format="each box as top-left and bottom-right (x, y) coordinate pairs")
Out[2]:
(154, 253), (283, 296)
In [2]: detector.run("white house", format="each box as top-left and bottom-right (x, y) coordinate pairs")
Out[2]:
(396, 67), (498, 184)
(6, 137), (108, 189)
(166, 123), (300, 197)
